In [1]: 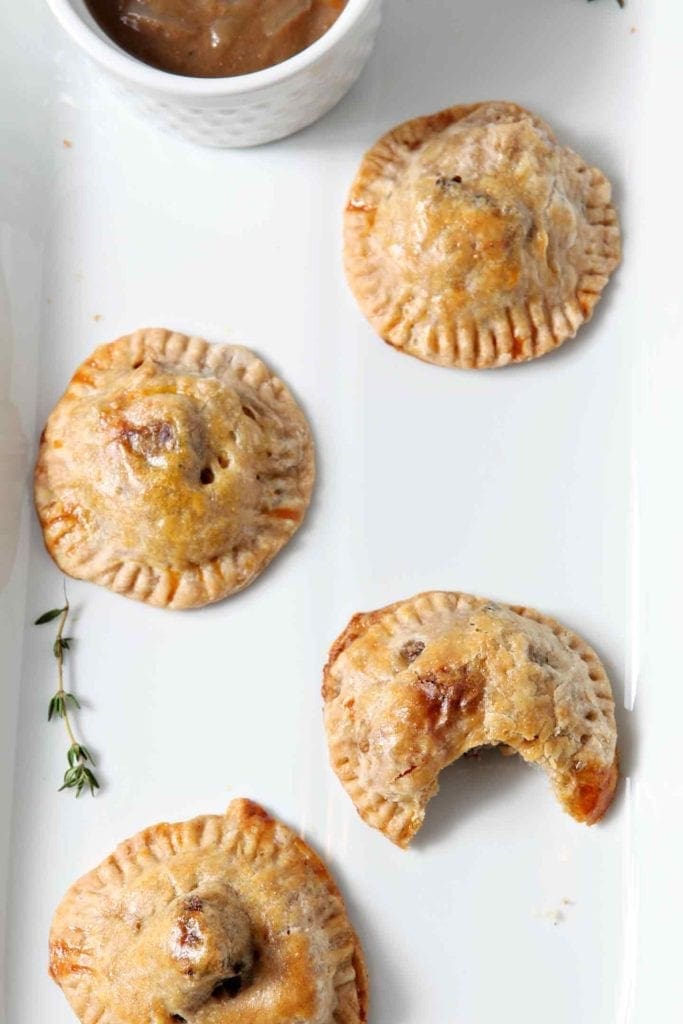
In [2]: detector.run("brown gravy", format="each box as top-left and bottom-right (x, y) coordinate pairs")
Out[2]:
(85, 0), (349, 78)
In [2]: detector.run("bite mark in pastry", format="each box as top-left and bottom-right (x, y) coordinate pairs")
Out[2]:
(323, 591), (618, 847)
(49, 798), (368, 1024)
(34, 328), (315, 609)
(344, 101), (621, 368)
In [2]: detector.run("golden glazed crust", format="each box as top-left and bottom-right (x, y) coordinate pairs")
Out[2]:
(323, 591), (618, 847)
(49, 799), (368, 1024)
(34, 329), (315, 609)
(344, 101), (621, 368)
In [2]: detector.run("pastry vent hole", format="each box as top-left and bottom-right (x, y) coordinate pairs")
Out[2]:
(588, 671), (602, 682)
(585, 710), (598, 722)
(132, 359), (143, 369)
(242, 406), (257, 421)
(400, 639), (425, 664)
(436, 174), (462, 188)
(171, 1016), (186, 1023)
(212, 976), (242, 1000)
(217, 454), (230, 469)
(528, 645), (549, 666)
(200, 466), (215, 485)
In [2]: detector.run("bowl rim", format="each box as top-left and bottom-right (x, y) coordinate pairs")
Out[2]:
(44, 0), (376, 95)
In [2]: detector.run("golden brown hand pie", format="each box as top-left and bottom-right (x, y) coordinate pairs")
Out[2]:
(323, 591), (618, 847)
(344, 101), (621, 368)
(49, 798), (368, 1024)
(34, 328), (315, 609)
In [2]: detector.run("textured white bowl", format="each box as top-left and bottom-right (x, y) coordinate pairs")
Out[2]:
(45, 0), (382, 147)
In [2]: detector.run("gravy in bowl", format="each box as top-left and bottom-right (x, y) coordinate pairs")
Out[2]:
(85, 0), (349, 78)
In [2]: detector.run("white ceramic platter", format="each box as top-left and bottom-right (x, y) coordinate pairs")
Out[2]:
(2, 1), (682, 1021)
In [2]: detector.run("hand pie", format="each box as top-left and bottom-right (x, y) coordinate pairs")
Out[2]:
(49, 798), (368, 1024)
(34, 328), (315, 609)
(344, 101), (621, 368)
(323, 591), (618, 847)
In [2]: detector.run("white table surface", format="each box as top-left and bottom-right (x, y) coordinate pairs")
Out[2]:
(1, 1), (681, 1021)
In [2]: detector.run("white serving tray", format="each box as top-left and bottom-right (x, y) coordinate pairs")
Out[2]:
(1, 1), (681, 1021)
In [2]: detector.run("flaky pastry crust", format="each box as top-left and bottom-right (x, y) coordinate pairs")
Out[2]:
(34, 329), (315, 609)
(344, 101), (621, 368)
(323, 591), (618, 847)
(49, 799), (368, 1024)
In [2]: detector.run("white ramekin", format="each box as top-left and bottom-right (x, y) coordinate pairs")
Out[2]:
(45, 0), (382, 147)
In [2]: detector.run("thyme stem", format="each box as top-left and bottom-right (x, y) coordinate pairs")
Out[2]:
(55, 601), (78, 748)
(35, 588), (100, 797)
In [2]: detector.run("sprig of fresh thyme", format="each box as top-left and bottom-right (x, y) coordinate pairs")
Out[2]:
(35, 590), (100, 797)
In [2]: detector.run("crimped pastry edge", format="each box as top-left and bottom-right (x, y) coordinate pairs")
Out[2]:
(49, 798), (368, 1024)
(34, 328), (316, 609)
(323, 590), (618, 847)
(344, 101), (621, 369)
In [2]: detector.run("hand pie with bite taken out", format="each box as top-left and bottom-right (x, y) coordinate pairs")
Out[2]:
(34, 328), (315, 609)
(49, 798), (368, 1024)
(344, 101), (620, 368)
(323, 591), (618, 847)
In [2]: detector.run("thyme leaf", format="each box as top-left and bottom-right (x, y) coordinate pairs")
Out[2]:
(34, 607), (66, 625)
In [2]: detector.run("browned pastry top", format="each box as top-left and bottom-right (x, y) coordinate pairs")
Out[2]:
(35, 329), (314, 609)
(323, 591), (618, 847)
(49, 799), (368, 1024)
(345, 102), (620, 368)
